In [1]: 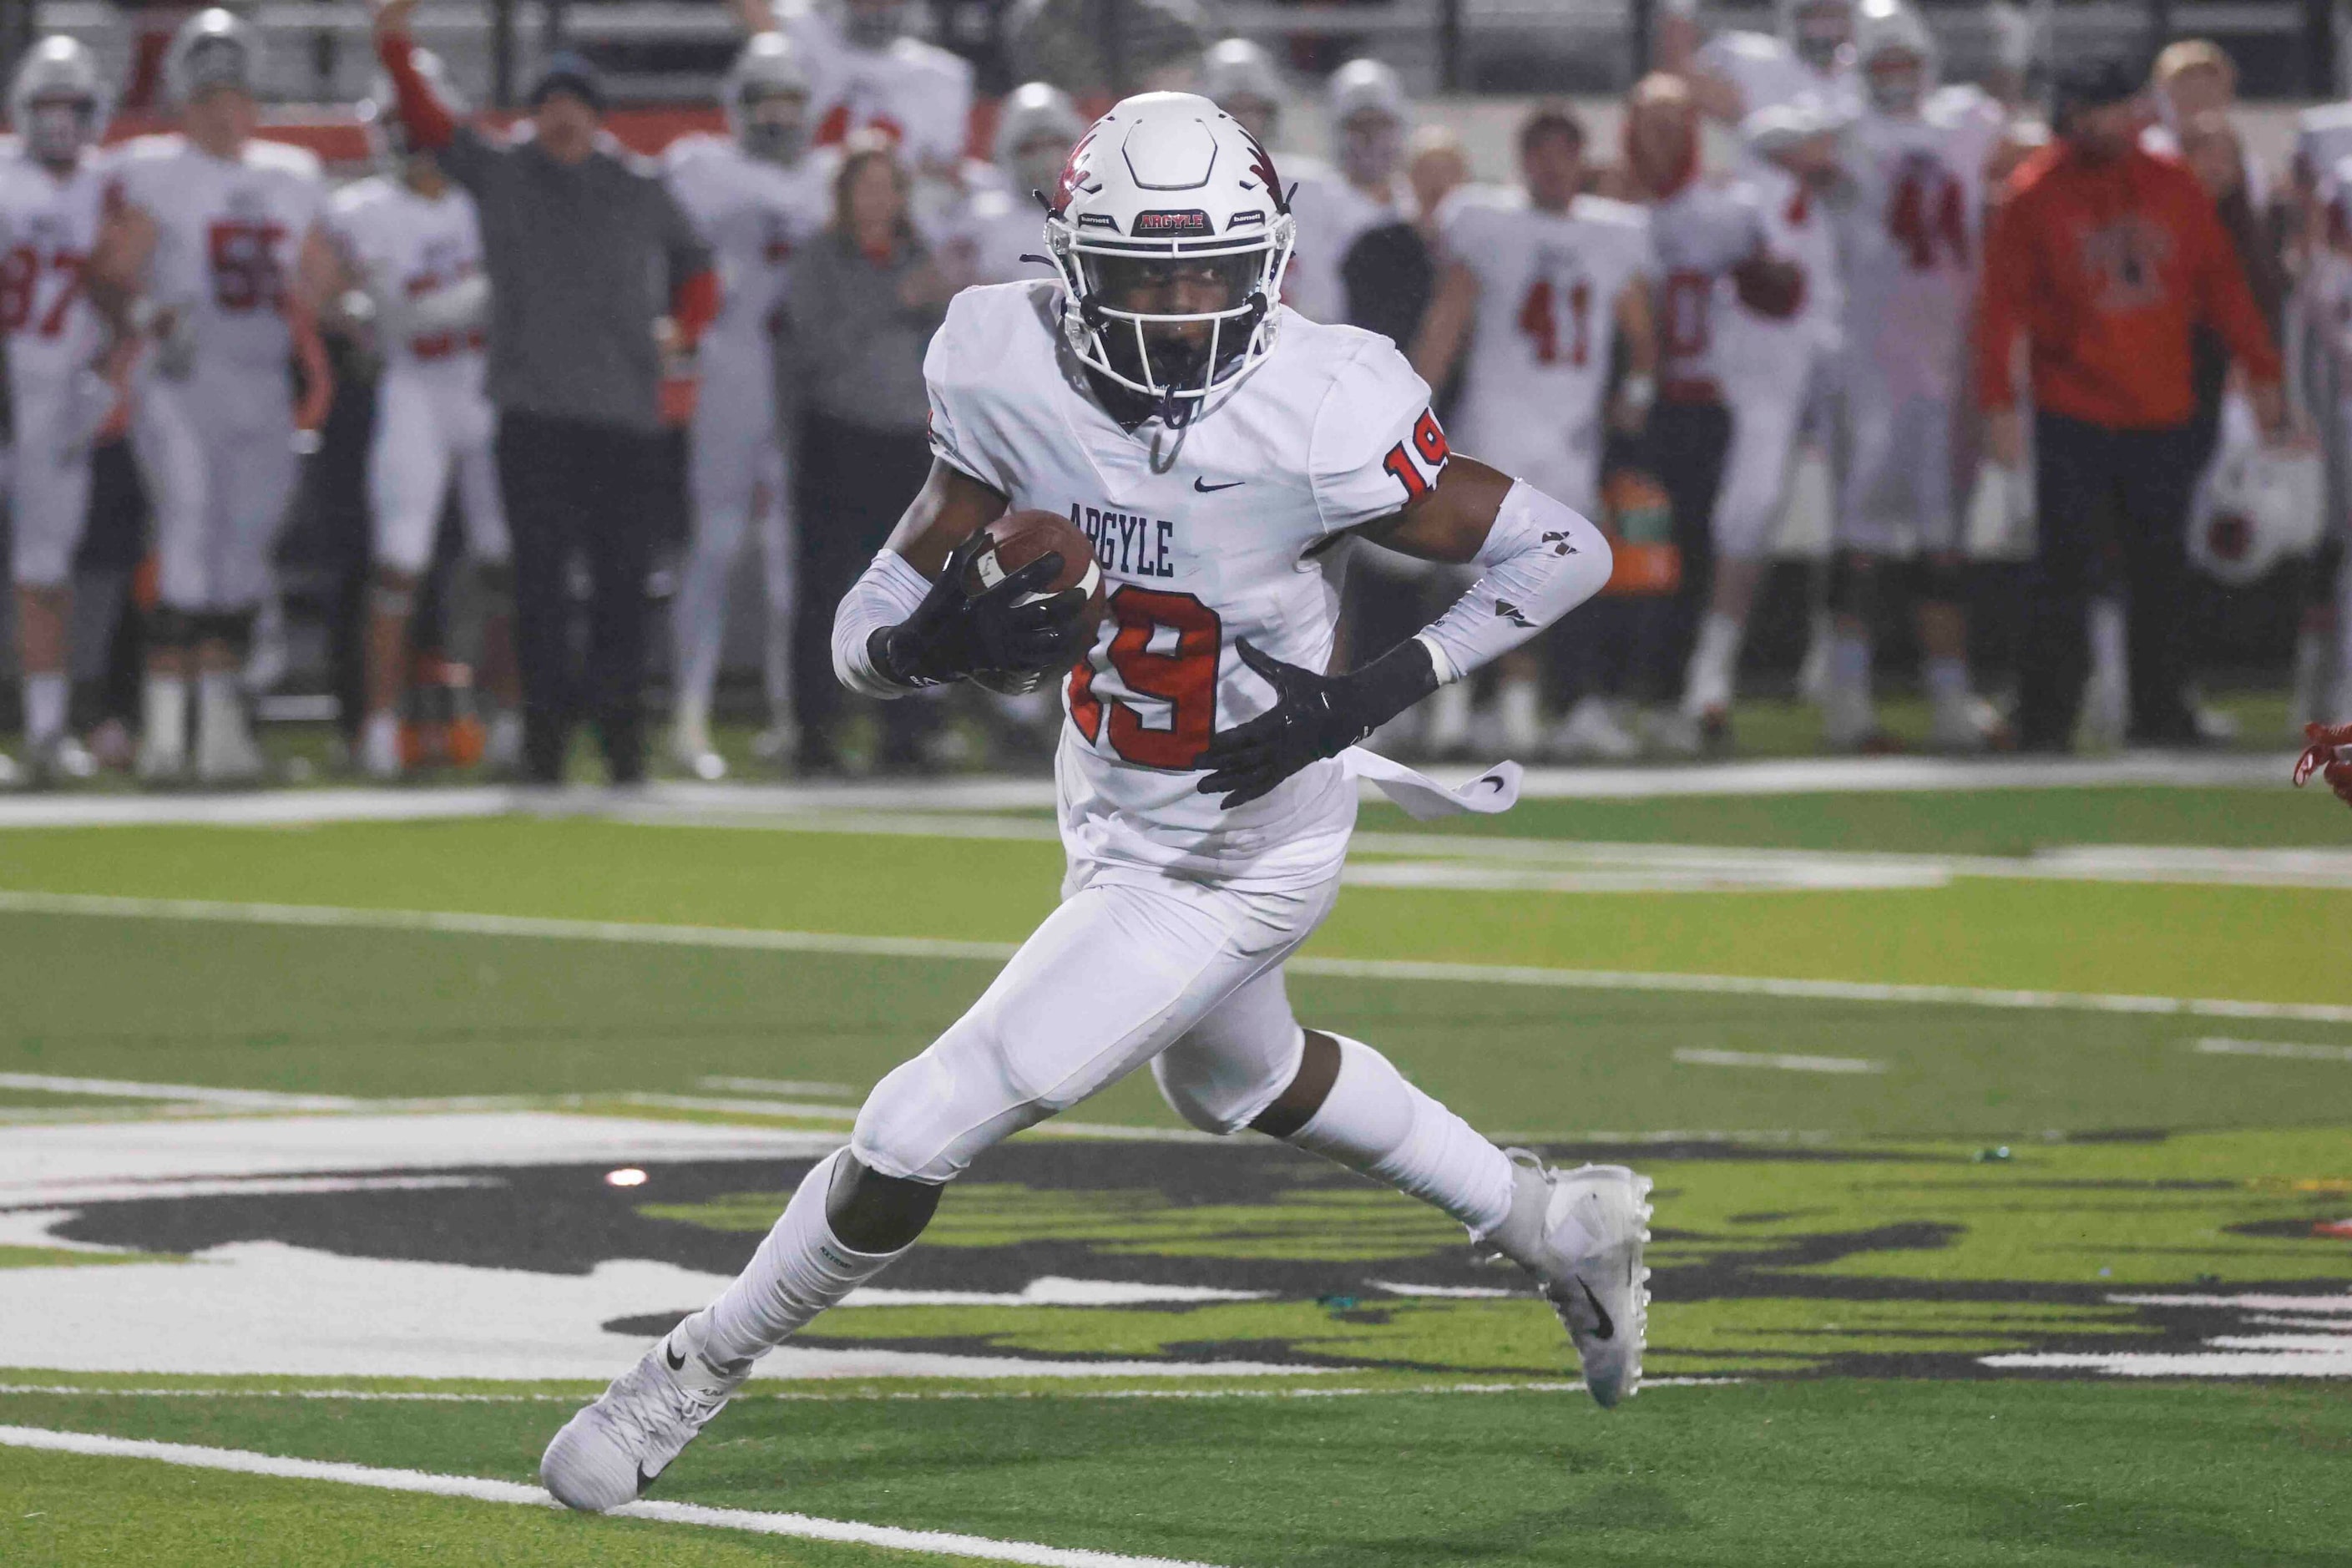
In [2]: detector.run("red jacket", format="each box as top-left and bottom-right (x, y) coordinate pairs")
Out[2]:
(1976, 142), (2279, 429)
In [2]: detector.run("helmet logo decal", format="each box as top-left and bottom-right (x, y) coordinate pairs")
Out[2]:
(1242, 130), (1287, 215)
(1133, 210), (1213, 237)
(1052, 129), (1100, 217)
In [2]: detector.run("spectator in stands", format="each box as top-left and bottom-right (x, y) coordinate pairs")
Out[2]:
(1977, 58), (2287, 751)
(373, 1), (717, 785)
(785, 136), (956, 772)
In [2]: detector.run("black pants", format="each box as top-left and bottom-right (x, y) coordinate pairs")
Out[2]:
(1646, 398), (1732, 705)
(496, 411), (664, 783)
(2021, 412), (2202, 751)
(792, 412), (937, 767)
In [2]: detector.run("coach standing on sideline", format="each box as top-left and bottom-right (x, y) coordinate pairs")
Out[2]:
(373, 0), (716, 784)
(1977, 58), (2286, 752)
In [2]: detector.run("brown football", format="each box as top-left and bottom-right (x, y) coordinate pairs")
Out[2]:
(961, 509), (1109, 641)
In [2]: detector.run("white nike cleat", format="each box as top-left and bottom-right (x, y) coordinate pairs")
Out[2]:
(1484, 1152), (1652, 1408)
(541, 1310), (747, 1512)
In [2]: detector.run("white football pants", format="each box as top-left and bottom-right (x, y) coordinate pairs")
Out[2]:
(674, 353), (794, 716)
(850, 861), (1341, 1183)
(5, 373), (95, 589)
(370, 365), (508, 576)
(133, 362), (296, 614)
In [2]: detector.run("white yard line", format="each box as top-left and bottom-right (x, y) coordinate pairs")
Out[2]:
(1672, 1049), (1886, 1075)
(0, 1074), (362, 1111)
(0, 1424), (1222, 1568)
(6, 887), (2349, 1024)
(2192, 1036), (2352, 1063)
(0, 1378), (1736, 1404)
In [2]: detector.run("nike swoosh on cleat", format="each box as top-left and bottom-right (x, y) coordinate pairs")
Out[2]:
(1193, 478), (1245, 493)
(1577, 1279), (1615, 1341)
(665, 1341), (686, 1372)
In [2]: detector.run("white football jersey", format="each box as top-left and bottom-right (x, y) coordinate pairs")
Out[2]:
(1836, 98), (2002, 400)
(925, 281), (1450, 889)
(1649, 176), (1770, 389)
(1282, 159), (1413, 325)
(326, 175), (488, 376)
(0, 147), (110, 387)
(772, 0), (973, 172)
(1694, 30), (1860, 124)
(1716, 161), (1841, 387)
(943, 182), (1051, 288)
(1439, 188), (1655, 508)
(110, 134), (326, 373)
(664, 133), (828, 372)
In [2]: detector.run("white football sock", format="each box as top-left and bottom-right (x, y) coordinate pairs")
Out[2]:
(1682, 611), (1745, 715)
(700, 1149), (910, 1366)
(1925, 655), (1970, 706)
(2088, 596), (2127, 686)
(1287, 1035), (1515, 1237)
(141, 674), (188, 759)
(1423, 681), (1472, 751)
(1828, 629), (1872, 695)
(1495, 677), (1541, 751)
(23, 672), (68, 746)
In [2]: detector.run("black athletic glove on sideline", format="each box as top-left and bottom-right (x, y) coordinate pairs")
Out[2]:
(871, 532), (1090, 690)
(1196, 638), (1439, 810)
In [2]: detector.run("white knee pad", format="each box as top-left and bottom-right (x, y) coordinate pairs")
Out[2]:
(1151, 966), (1307, 1135)
(850, 1034), (1050, 1185)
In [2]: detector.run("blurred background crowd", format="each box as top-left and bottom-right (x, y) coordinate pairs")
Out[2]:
(0, 0), (2348, 787)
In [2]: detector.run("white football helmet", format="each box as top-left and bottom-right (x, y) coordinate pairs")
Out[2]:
(8, 36), (109, 167)
(1328, 58), (1408, 187)
(2191, 425), (2324, 587)
(362, 47), (463, 169)
(1854, 0), (1937, 114)
(1778, 0), (1854, 72)
(1044, 92), (1294, 417)
(165, 8), (262, 108)
(724, 32), (812, 164)
(1200, 38), (1283, 141)
(994, 81), (1082, 200)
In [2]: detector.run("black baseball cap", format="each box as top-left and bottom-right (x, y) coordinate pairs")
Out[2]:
(2050, 56), (2144, 127)
(529, 50), (605, 114)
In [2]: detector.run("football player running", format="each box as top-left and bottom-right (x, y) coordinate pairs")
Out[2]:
(663, 33), (831, 779)
(1822, 0), (2013, 751)
(947, 81), (1083, 287)
(89, 8), (334, 785)
(543, 93), (1650, 1513)
(1282, 58), (1416, 325)
(0, 38), (121, 787)
(320, 50), (521, 781)
(1413, 102), (1659, 758)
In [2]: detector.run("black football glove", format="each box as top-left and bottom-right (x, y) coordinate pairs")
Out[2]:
(873, 531), (1092, 690)
(1196, 638), (1439, 810)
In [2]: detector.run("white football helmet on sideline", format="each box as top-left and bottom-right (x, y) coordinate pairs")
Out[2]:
(2191, 426), (2324, 587)
(724, 32), (812, 165)
(1854, 0), (1937, 114)
(8, 36), (110, 167)
(1200, 38), (1284, 143)
(994, 81), (1082, 201)
(165, 8), (262, 107)
(1778, 0), (1854, 71)
(1328, 58), (1408, 186)
(362, 47), (463, 169)
(1044, 92), (1295, 417)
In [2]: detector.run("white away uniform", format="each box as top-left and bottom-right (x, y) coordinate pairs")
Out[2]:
(1694, 31), (1860, 126)
(113, 134), (324, 614)
(664, 132), (829, 713)
(326, 175), (504, 576)
(1439, 187), (1655, 513)
(864, 279), (1459, 1180)
(1281, 159), (1412, 325)
(1834, 96), (2001, 553)
(771, 0), (973, 173)
(0, 146), (110, 589)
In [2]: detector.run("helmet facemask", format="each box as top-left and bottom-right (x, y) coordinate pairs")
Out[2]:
(180, 36), (253, 103)
(1788, 0), (1853, 71)
(738, 87), (809, 164)
(1057, 243), (1285, 424)
(23, 96), (99, 166)
(1865, 48), (1926, 114)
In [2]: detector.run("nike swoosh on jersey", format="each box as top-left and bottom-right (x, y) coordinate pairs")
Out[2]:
(1193, 478), (1246, 493)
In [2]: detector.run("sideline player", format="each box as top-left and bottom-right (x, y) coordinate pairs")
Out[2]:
(1, 38), (119, 785)
(1199, 35), (1285, 147)
(1282, 58), (1415, 326)
(542, 92), (1652, 1512)
(90, 8), (332, 785)
(946, 81), (1082, 288)
(734, 0), (971, 181)
(1823, 0), (2011, 751)
(1413, 102), (1658, 758)
(321, 49), (520, 781)
(1686, 0), (1861, 126)
(664, 32), (830, 778)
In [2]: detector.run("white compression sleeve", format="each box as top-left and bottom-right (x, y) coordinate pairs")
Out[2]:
(1414, 479), (1613, 686)
(831, 549), (933, 699)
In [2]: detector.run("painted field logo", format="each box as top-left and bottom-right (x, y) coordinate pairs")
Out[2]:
(1132, 210), (1214, 238)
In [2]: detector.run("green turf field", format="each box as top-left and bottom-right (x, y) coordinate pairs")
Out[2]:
(2, 779), (2348, 1566)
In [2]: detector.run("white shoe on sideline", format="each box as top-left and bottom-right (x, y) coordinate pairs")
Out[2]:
(1550, 696), (1641, 761)
(195, 687), (266, 787)
(360, 713), (403, 781)
(542, 1310), (748, 1512)
(670, 716), (726, 782)
(485, 712), (525, 776)
(1485, 1154), (1652, 1408)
